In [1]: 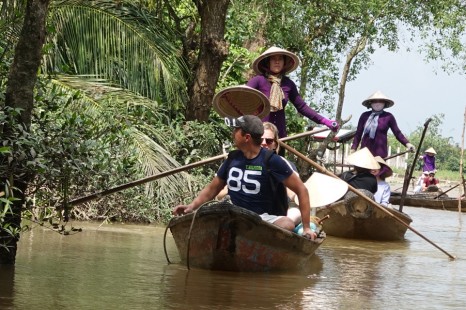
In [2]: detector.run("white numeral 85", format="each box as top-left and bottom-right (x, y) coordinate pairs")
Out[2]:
(227, 167), (261, 194)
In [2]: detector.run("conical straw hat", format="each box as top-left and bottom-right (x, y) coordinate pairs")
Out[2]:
(294, 172), (348, 208)
(347, 147), (381, 170)
(252, 46), (300, 75)
(212, 85), (270, 119)
(374, 156), (393, 178)
(361, 90), (394, 108)
(425, 147), (437, 154)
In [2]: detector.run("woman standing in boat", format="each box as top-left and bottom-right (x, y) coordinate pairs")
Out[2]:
(420, 147), (437, 172)
(247, 46), (339, 144)
(351, 91), (415, 158)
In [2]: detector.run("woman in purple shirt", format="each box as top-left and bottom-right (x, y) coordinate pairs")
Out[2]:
(420, 147), (437, 172)
(351, 91), (415, 158)
(247, 46), (338, 139)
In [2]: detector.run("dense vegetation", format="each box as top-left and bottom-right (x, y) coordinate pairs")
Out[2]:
(1, 0), (465, 264)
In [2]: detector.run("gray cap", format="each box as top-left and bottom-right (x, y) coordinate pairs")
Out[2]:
(225, 115), (264, 139)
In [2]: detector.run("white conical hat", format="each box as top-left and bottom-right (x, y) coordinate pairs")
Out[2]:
(294, 172), (348, 208)
(374, 155), (388, 166)
(425, 147), (437, 154)
(212, 85), (270, 119)
(252, 46), (300, 75)
(374, 155), (393, 178)
(361, 90), (395, 108)
(347, 147), (381, 170)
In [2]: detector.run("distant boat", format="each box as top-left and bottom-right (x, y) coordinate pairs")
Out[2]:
(389, 191), (466, 212)
(316, 190), (412, 241)
(167, 201), (325, 272)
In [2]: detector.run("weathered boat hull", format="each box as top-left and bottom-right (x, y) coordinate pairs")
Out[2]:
(389, 193), (466, 212)
(168, 201), (324, 272)
(316, 192), (412, 241)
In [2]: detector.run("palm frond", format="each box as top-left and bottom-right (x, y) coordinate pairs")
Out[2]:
(130, 128), (190, 198)
(46, 0), (188, 110)
(43, 74), (190, 199)
(0, 0), (25, 62)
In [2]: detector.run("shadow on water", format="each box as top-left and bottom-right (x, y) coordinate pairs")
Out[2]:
(0, 265), (14, 310)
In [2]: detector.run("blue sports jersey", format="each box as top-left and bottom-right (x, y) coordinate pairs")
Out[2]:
(216, 148), (294, 215)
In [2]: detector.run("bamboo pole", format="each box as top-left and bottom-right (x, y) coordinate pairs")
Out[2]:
(459, 107), (466, 214)
(279, 140), (456, 260)
(69, 127), (330, 206)
(384, 150), (409, 161)
(433, 183), (460, 199)
(399, 118), (432, 212)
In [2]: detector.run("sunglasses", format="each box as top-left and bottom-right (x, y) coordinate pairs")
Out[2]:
(262, 138), (275, 145)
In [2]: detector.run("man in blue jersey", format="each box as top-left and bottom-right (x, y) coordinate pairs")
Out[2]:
(172, 115), (315, 240)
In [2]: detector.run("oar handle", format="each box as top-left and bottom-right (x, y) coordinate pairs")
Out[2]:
(384, 150), (409, 161)
(318, 215), (330, 224)
(433, 183), (460, 199)
(280, 127), (329, 142)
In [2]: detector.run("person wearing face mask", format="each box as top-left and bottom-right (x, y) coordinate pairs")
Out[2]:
(247, 46), (339, 145)
(351, 90), (415, 158)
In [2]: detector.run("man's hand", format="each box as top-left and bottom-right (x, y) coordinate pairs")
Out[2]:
(302, 227), (317, 241)
(406, 143), (416, 152)
(172, 204), (194, 216)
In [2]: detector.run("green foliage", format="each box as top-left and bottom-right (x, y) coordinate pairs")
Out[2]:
(47, 0), (188, 110)
(1, 0), (202, 228)
(0, 167), (26, 251)
(161, 114), (232, 207)
(3, 0), (466, 232)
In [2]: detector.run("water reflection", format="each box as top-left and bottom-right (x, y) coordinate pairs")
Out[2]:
(160, 260), (322, 310)
(161, 250), (324, 309)
(0, 265), (14, 309)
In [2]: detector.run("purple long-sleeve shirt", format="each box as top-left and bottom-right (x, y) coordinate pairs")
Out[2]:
(422, 154), (436, 172)
(351, 110), (409, 158)
(247, 75), (325, 138)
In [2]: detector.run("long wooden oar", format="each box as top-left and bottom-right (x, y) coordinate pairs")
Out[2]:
(384, 150), (409, 161)
(69, 154), (228, 206)
(399, 118), (432, 212)
(69, 127), (329, 206)
(433, 183), (460, 199)
(278, 140), (456, 260)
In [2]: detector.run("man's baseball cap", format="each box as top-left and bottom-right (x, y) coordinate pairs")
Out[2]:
(224, 115), (264, 139)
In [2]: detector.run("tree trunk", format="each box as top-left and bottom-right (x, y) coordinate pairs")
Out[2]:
(1, 0), (50, 265)
(186, 0), (230, 121)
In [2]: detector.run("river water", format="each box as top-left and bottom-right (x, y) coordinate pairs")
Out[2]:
(1, 205), (465, 309)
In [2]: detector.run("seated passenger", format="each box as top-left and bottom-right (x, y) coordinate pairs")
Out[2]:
(372, 156), (393, 207)
(339, 147), (380, 194)
(423, 171), (439, 192)
(414, 171), (429, 193)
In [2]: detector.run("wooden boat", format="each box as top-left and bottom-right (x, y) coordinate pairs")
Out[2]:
(315, 190), (412, 241)
(389, 192), (466, 212)
(167, 201), (325, 272)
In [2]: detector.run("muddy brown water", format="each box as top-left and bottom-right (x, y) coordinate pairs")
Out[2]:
(1, 205), (465, 309)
